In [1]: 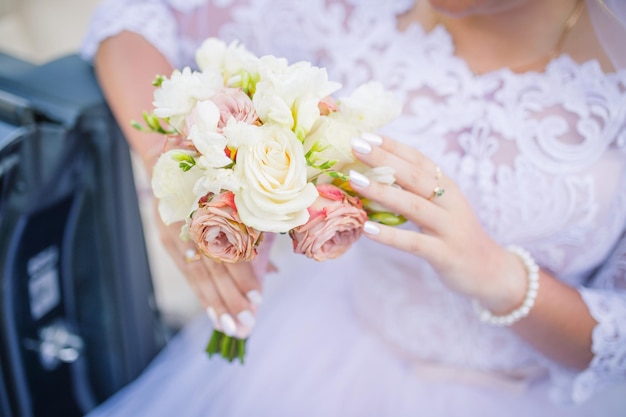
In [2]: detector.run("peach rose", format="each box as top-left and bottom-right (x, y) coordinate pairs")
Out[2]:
(189, 191), (261, 263)
(289, 183), (368, 261)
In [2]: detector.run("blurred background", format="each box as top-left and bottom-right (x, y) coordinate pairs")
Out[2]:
(0, 0), (202, 328)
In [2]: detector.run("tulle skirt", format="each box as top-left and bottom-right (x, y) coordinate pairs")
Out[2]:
(87, 238), (626, 417)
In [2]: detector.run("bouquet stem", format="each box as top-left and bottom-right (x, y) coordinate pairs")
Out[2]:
(205, 329), (247, 364)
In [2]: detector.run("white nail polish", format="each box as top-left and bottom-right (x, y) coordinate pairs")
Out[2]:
(246, 290), (263, 305)
(237, 310), (256, 328)
(220, 313), (237, 336)
(349, 170), (370, 188)
(351, 137), (372, 154)
(206, 306), (219, 327)
(363, 221), (380, 235)
(361, 132), (383, 145)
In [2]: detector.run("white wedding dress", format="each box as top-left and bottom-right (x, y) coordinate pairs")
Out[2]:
(81, 0), (626, 415)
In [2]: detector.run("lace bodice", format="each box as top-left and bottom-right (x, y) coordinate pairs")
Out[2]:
(82, 0), (626, 404)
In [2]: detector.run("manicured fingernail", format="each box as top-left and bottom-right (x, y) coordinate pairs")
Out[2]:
(361, 132), (383, 145)
(246, 290), (263, 305)
(206, 306), (219, 327)
(349, 170), (370, 188)
(237, 310), (256, 328)
(363, 221), (380, 235)
(220, 313), (237, 336)
(351, 137), (372, 154)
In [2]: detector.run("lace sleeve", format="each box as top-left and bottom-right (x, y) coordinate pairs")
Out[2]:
(80, 0), (182, 68)
(546, 230), (626, 404)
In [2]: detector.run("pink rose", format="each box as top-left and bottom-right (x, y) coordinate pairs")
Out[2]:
(189, 191), (262, 263)
(289, 183), (368, 261)
(211, 88), (259, 129)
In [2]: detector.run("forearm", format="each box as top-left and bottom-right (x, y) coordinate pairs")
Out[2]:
(512, 270), (596, 370)
(479, 256), (596, 371)
(94, 30), (173, 173)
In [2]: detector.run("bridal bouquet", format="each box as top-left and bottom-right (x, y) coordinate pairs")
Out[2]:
(135, 38), (402, 363)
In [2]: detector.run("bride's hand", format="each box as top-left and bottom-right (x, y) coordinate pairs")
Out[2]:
(155, 207), (263, 338)
(349, 135), (528, 313)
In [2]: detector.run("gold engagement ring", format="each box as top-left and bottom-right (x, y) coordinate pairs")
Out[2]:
(429, 186), (445, 201)
(428, 166), (445, 201)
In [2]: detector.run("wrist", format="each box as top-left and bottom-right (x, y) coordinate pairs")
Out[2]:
(479, 249), (528, 313)
(473, 245), (540, 326)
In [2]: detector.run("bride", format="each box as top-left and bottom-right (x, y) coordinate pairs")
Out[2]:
(82, 0), (626, 415)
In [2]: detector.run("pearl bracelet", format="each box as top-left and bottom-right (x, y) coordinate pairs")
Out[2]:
(472, 245), (540, 327)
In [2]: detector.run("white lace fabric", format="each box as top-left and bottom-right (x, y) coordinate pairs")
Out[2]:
(81, 0), (626, 406)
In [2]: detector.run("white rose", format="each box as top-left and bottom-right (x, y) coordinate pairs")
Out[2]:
(232, 123), (318, 233)
(151, 150), (204, 224)
(338, 81), (402, 131)
(152, 67), (222, 131)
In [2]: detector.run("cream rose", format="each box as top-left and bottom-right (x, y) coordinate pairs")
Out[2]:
(189, 191), (261, 263)
(231, 123), (319, 233)
(289, 184), (368, 261)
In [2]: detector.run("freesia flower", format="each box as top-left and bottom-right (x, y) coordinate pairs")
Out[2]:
(253, 56), (341, 138)
(195, 38), (259, 80)
(152, 149), (204, 224)
(303, 115), (359, 182)
(338, 81), (402, 131)
(153, 67), (223, 132)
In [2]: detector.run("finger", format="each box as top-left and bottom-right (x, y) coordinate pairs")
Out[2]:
(159, 221), (229, 331)
(359, 133), (436, 175)
(351, 136), (442, 202)
(184, 259), (227, 331)
(361, 220), (446, 267)
(225, 262), (263, 307)
(204, 261), (258, 336)
(349, 169), (445, 232)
